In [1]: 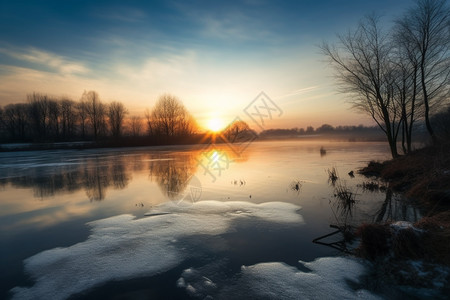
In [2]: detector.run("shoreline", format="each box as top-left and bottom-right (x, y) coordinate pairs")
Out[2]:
(359, 144), (450, 214)
(354, 143), (450, 293)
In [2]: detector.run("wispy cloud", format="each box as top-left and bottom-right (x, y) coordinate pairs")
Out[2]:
(114, 51), (197, 90)
(275, 86), (319, 99)
(171, 2), (275, 43)
(0, 47), (89, 75)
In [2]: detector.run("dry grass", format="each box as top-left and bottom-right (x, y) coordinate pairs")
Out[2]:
(327, 166), (338, 185)
(354, 144), (450, 292)
(354, 211), (450, 266)
(360, 144), (450, 211)
(334, 181), (356, 206)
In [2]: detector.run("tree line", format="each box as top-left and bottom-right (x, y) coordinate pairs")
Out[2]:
(0, 92), (198, 144)
(321, 0), (450, 158)
(259, 124), (384, 138)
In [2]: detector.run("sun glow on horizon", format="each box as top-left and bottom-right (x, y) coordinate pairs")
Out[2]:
(207, 118), (225, 133)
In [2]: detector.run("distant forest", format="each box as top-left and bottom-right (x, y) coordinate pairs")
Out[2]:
(258, 124), (384, 141)
(0, 92), (199, 147)
(0, 90), (393, 150)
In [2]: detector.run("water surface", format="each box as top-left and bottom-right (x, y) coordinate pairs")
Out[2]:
(0, 140), (421, 299)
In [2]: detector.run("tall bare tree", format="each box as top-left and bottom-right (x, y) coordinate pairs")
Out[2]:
(47, 98), (60, 140)
(60, 98), (77, 140)
(77, 99), (88, 139)
(108, 101), (128, 138)
(3, 103), (29, 140)
(28, 93), (50, 141)
(144, 108), (154, 136)
(82, 91), (106, 140)
(129, 115), (143, 137)
(395, 0), (450, 143)
(150, 94), (196, 138)
(321, 15), (401, 158)
(390, 33), (422, 154)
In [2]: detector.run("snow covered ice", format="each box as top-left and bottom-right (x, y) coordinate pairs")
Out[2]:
(11, 200), (304, 299)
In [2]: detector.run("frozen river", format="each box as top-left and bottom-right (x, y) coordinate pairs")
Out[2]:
(0, 140), (423, 299)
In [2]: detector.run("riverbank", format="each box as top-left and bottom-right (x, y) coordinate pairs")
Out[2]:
(355, 144), (450, 299)
(359, 144), (450, 212)
(356, 143), (450, 295)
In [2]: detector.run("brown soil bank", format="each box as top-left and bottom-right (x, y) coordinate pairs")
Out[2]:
(358, 143), (450, 266)
(360, 144), (450, 210)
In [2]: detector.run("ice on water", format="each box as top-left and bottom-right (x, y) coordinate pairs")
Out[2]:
(177, 257), (381, 299)
(236, 258), (381, 299)
(11, 200), (303, 300)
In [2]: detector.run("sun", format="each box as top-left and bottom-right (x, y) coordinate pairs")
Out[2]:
(207, 118), (224, 133)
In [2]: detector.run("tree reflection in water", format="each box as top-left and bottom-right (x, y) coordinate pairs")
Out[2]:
(314, 175), (422, 254)
(0, 150), (211, 202)
(149, 153), (197, 201)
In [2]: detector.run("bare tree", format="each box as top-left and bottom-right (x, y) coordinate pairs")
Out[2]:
(3, 103), (29, 140)
(390, 38), (423, 154)
(395, 0), (450, 143)
(108, 101), (128, 138)
(150, 94), (196, 138)
(77, 99), (88, 139)
(144, 108), (154, 136)
(321, 15), (401, 158)
(47, 98), (60, 140)
(129, 115), (143, 137)
(82, 91), (106, 140)
(223, 119), (251, 142)
(60, 98), (77, 140)
(28, 93), (50, 141)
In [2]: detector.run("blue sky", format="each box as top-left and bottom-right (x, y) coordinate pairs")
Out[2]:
(0, 0), (414, 129)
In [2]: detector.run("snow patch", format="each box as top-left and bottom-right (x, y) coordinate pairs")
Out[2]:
(238, 258), (381, 299)
(177, 257), (382, 299)
(11, 200), (303, 300)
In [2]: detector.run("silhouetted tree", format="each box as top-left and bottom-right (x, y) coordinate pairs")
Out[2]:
(390, 32), (422, 154)
(77, 99), (88, 139)
(149, 94), (197, 138)
(223, 119), (252, 142)
(321, 15), (401, 158)
(129, 115), (143, 137)
(47, 98), (60, 140)
(144, 108), (154, 136)
(108, 101), (128, 138)
(395, 0), (450, 143)
(28, 93), (50, 141)
(3, 103), (29, 140)
(316, 124), (335, 133)
(60, 98), (77, 140)
(83, 91), (106, 140)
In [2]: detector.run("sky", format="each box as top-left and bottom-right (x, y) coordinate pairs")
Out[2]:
(0, 0), (414, 131)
